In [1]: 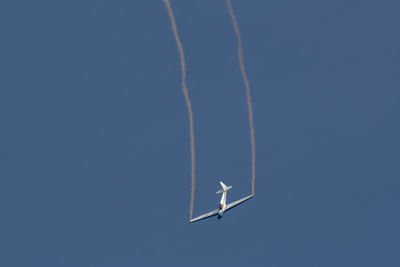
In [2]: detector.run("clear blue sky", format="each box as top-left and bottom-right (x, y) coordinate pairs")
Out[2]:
(1, 0), (399, 266)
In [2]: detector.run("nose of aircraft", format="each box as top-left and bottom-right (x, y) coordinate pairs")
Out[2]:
(217, 211), (224, 218)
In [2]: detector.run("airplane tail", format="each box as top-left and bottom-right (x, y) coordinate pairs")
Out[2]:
(216, 181), (232, 194)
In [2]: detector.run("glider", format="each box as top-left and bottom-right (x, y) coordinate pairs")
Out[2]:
(190, 181), (253, 223)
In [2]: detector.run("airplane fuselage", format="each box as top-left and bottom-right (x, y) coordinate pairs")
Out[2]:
(218, 190), (227, 217)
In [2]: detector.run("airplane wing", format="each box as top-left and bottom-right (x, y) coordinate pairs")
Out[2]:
(225, 194), (253, 212)
(190, 209), (219, 223)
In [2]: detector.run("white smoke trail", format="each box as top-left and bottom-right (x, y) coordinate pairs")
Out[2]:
(163, 0), (196, 220)
(225, 0), (256, 195)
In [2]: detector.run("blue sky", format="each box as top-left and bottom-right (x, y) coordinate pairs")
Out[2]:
(1, 0), (399, 266)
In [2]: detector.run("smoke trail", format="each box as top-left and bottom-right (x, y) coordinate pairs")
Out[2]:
(163, 0), (196, 220)
(225, 0), (256, 196)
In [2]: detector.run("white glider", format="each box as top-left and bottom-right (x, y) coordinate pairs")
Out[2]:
(190, 181), (253, 223)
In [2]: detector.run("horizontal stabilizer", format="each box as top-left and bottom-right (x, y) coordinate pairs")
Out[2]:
(216, 181), (232, 194)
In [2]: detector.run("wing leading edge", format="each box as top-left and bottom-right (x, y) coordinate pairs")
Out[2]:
(190, 209), (219, 223)
(225, 194), (253, 212)
(189, 195), (253, 223)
